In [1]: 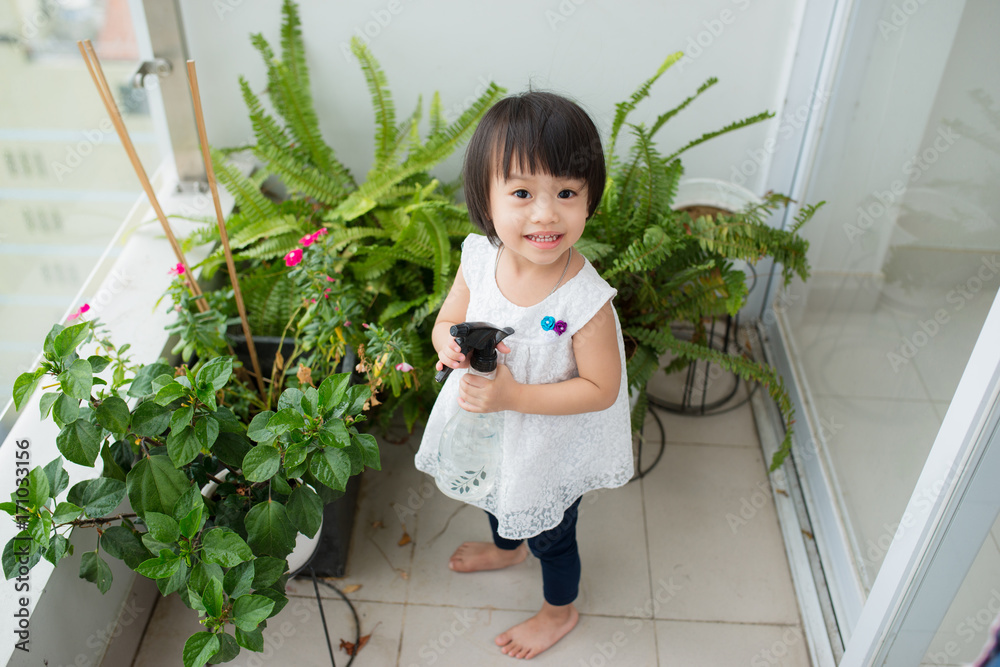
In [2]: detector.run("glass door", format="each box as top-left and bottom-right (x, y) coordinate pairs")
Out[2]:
(766, 0), (1000, 654)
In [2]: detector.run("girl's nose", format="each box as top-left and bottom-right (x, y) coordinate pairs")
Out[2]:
(531, 194), (558, 224)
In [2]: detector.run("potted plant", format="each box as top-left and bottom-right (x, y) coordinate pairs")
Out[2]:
(579, 54), (822, 469)
(3, 316), (377, 666)
(176, 0), (504, 435)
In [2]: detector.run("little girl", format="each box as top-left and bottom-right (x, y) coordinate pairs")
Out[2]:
(414, 91), (634, 659)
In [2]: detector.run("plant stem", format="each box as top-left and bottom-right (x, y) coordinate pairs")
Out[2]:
(67, 512), (138, 528)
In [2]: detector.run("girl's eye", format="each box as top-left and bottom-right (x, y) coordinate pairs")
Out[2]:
(558, 189), (576, 199)
(513, 189), (530, 199)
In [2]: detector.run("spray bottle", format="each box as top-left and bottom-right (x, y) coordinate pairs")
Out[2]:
(434, 322), (514, 501)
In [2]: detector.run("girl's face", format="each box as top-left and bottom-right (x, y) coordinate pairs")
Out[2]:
(488, 167), (589, 269)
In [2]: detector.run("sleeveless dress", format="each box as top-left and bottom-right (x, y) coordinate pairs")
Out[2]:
(414, 233), (634, 540)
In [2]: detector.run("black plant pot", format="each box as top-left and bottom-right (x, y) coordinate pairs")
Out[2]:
(228, 332), (363, 577)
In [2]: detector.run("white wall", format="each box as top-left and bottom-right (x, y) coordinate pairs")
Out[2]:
(178, 0), (803, 195)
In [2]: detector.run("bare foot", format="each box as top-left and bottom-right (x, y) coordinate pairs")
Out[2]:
(448, 541), (528, 572)
(495, 601), (579, 659)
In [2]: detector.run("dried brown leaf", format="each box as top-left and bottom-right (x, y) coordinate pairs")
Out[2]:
(342, 584), (362, 594)
(398, 531), (412, 547)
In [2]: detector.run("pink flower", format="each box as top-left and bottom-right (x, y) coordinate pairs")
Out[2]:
(285, 248), (303, 267)
(299, 228), (329, 247)
(344, 321), (351, 327)
(68, 303), (90, 321)
(362, 323), (370, 329)
(326, 276), (335, 282)
(310, 298), (316, 303)
(168, 262), (186, 276)
(395, 362), (413, 372)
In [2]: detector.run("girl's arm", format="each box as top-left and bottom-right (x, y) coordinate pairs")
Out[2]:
(433, 264), (472, 373)
(458, 300), (621, 415)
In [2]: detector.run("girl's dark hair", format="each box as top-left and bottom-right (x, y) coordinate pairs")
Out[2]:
(463, 91), (606, 245)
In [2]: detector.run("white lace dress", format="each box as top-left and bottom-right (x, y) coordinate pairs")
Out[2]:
(415, 233), (634, 539)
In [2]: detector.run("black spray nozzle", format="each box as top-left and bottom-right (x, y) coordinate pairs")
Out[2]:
(435, 321), (514, 383)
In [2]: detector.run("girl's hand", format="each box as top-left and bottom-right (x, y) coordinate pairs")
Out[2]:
(458, 362), (517, 413)
(435, 341), (511, 374)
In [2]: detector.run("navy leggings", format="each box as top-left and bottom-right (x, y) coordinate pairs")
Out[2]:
(487, 497), (582, 606)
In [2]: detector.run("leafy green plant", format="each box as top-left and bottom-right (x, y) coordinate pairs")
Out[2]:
(579, 53), (823, 469)
(4, 320), (377, 667)
(179, 0), (503, 431)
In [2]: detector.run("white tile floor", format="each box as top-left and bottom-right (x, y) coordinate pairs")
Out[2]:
(131, 377), (810, 666)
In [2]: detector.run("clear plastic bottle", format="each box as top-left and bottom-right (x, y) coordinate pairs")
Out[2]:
(435, 367), (503, 501)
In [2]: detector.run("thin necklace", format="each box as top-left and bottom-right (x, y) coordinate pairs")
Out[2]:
(495, 245), (573, 298)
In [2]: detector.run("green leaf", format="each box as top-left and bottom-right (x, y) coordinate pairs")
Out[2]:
(210, 632), (240, 664)
(43, 323), (65, 359)
(301, 386), (319, 417)
(309, 447), (351, 492)
(72, 478), (126, 518)
(28, 513), (52, 549)
(39, 391), (59, 419)
(53, 321), (90, 358)
(318, 420), (350, 449)
(250, 556), (286, 589)
(100, 526), (152, 570)
(154, 381), (188, 407)
(3, 532), (40, 579)
(267, 408), (304, 435)
(353, 433), (381, 470)
(231, 594), (274, 632)
(246, 411), (276, 444)
(12, 368), (45, 411)
(43, 534), (70, 566)
(58, 358), (93, 401)
(235, 625), (264, 652)
(212, 432), (253, 469)
(100, 441), (127, 483)
(318, 373), (350, 413)
(128, 363), (173, 398)
(195, 417), (220, 450)
(188, 561), (225, 596)
(42, 458), (69, 497)
(26, 466), (50, 511)
(131, 401), (171, 437)
(182, 632), (221, 667)
(196, 357), (233, 392)
(80, 551), (113, 594)
(285, 484), (322, 538)
(283, 443), (307, 473)
(144, 511), (180, 543)
(53, 393), (80, 428)
(201, 528), (253, 567)
(277, 388), (304, 413)
(56, 419), (101, 467)
(51, 501), (83, 524)
(136, 549), (182, 579)
(95, 396), (130, 435)
(224, 560), (255, 599)
(202, 577), (224, 618)
(170, 404), (194, 432)
(126, 455), (191, 516)
(341, 384), (370, 416)
(156, 556), (189, 596)
(245, 501), (296, 558)
(171, 483), (206, 522)
(179, 506), (204, 539)
(242, 445), (280, 482)
(167, 426), (202, 467)
(87, 355), (110, 373)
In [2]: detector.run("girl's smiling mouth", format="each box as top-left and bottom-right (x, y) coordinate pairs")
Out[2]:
(524, 233), (563, 248)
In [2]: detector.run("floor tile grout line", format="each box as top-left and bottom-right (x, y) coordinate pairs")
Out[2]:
(661, 439), (762, 450)
(639, 464), (660, 666)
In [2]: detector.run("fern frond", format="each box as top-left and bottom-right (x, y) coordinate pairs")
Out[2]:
(429, 91), (445, 136)
(573, 238), (614, 262)
(602, 225), (674, 280)
(279, 0), (309, 93)
(351, 37), (398, 169)
(256, 144), (351, 207)
(608, 52), (683, 159)
(648, 77), (717, 140)
(225, 214), (306, 251)
(211, 147), (279, 224)
(663, 111), (774, 164)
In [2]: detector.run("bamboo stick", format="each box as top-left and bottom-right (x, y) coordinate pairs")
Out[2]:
(185, 60), (267, 399)
(77, 40), (207, 312)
